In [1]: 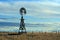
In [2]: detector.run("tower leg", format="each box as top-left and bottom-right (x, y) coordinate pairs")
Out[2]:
(18, 16), (27, 34)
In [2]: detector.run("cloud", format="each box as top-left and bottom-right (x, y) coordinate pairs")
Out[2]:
(0, 19), (5, 22)
(0, 1), (60, 23)
(0, 22), (60, 32)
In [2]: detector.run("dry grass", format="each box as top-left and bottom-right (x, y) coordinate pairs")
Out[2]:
(0, 32), (60, 40)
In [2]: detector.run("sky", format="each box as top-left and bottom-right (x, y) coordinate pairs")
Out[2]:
(0, 0), (60, 32)
(0, 0), (60, 23)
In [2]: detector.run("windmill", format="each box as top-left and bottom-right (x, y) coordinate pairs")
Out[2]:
(19, 7), (26, 33)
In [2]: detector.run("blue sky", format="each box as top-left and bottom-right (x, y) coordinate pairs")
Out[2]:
(0, 0), (60, 23)
(0, 0), (60, 32)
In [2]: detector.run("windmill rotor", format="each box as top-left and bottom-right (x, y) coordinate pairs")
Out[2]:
(20, 7), (26, 15)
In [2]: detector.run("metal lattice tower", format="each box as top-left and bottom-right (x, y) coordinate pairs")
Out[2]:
(19, 7), (26, 33)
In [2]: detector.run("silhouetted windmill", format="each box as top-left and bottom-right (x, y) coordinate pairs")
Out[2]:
(19, 7), (26, 34)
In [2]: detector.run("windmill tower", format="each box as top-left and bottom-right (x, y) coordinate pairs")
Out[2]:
(19, 7), (26, 33)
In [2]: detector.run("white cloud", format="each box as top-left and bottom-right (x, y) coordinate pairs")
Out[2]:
(0, 19), (5, 22)
(43, 9), (60, 14)
(0, 1), (60, 23)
